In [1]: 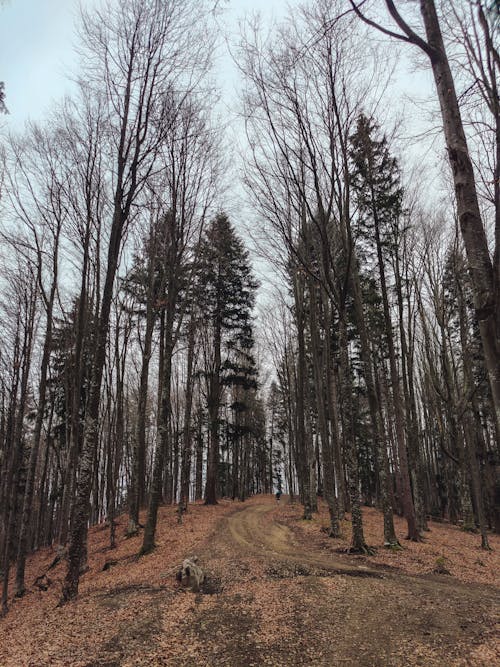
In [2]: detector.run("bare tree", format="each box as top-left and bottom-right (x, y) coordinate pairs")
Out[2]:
(349, 0), (500, 444)
(2, 124), (68, 597)
(62, 0), (214, 602)
(140, 90), (220, 554)
(239, 1), (394, 547)
(0, 255), (38, 615)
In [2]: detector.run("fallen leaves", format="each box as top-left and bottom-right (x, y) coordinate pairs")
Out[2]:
(0, 500), (235, 666)
(0, 495), (498, 666)
(275, 498), (500, 586)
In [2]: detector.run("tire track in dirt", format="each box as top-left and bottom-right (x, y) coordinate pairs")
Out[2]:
(226, 500), (382, 577)
(177, 497), (500, 666)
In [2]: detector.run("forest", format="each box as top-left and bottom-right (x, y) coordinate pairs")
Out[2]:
(0, 1), (499, 665)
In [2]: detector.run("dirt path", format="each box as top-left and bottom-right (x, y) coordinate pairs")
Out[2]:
(227, 500), (380, 576)
(170, 498), (499, 667)
(11, 497), (494, 666)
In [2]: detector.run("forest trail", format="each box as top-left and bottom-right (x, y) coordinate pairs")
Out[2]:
(226, 499), (380, 577)
(180, 497), (499, 667)
(0, 497), (498, 666)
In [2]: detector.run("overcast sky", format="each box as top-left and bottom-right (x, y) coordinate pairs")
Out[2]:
(1, 0), (78, 126)
(0, 0), (439, 254)
(0, 0), (293, 129)
(0, 0), (446, 329)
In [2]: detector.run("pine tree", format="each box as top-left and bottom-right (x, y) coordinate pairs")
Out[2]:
(198, 213), (258, 504)
(350, 114), (420, 541)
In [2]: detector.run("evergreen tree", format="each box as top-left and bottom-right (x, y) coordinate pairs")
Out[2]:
(198, 213), (258, 504)
(350, 114), (420, 540)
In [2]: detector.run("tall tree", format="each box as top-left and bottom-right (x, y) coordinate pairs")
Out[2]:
(140, 85), (220, 554)
(0, 262), (37, 614)
(62, 0), (211, 602)
(122, 219), (163, 535)
(3, 124), (67, 597)
(350, 114), (420, 540)
(200, 213), (258, 505)
(349, 0), (500, 444)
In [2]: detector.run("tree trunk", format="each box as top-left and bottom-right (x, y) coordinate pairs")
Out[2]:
(194, 405), (203, 501)
(457, 271), (490, 548)
(141, 346), (173, 554)
(338, 314), (369, 553)
(2, 293), (36, 614)
(15, 252), (59, 595)
(205, 317), (221, 505)
(61, 212), (125, 603)
(420, 0), (500, 438)
(141, 273), (177, 554)
(350, 252), (399, 547)
(128, 276), (156, 535)
(371, 186), (419, 540)
(178, 319), (197, 519)
(293, 268), (313, 520)
(308, 282), (340, 536)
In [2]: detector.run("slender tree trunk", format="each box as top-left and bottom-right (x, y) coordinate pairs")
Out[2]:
(194, 406), (203, 501)
(2, 293), (36, 615)
(178, 319), (196, 520)
(293, 268), (313, 520)
(371, 193), (419, 540)
(15, 262), (58, 595)
(328, 349), (347, 516)
(308, 282), (340, 536)
(141, 347), (173, 554)
(338, 314), (370, 553)
(61, 212), (125, 603)
(350, 252), (399, 547)
(394, 249), (427, 532)
(35, 401), (54, 549)
(141, 275), (177, 554)
(109, 314), (127, 549)
(205, 317), (221, 505)
(399, 257), (428, 532)
(128, 281), (156, 535)
(59, 241), (91, 548)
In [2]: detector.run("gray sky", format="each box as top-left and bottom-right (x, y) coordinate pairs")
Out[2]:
(0, 0), (441, 248)
(0, 0), (440, 221)
(0, 0), (444, 357)
(0, 0), (291, 129)
(0, 0), (435, 163)
(0, 0), (80, 126)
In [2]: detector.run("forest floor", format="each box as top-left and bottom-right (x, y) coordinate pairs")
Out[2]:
(0, 496), (499, 666)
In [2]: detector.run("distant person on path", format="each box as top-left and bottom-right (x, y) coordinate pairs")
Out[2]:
(275, 490), (282, 503)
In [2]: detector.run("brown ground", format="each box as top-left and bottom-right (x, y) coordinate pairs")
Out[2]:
(0, 496), (498, 666)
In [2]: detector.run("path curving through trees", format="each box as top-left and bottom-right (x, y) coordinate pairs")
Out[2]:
(179, 497), (500, 666)
(227, 499), (381, 578)
(0, 497), (497, 666)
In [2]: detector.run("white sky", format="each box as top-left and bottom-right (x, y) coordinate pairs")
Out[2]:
(0, 0), (436, 126)
(0, 0), (292, 129)
(0, 0), (446, 371)
(0, 0), (440, 264)
(0, 0), (79, 125)
(0, 0), (441, 230)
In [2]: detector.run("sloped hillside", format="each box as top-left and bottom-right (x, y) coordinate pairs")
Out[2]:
(0, 497), (498, 666)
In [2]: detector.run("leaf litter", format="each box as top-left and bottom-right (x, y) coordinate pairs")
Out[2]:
(0, 495), (498, 666)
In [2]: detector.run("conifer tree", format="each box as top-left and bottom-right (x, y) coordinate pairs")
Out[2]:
(350, 114), (420, 541)
(199, 213), (258, 504)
